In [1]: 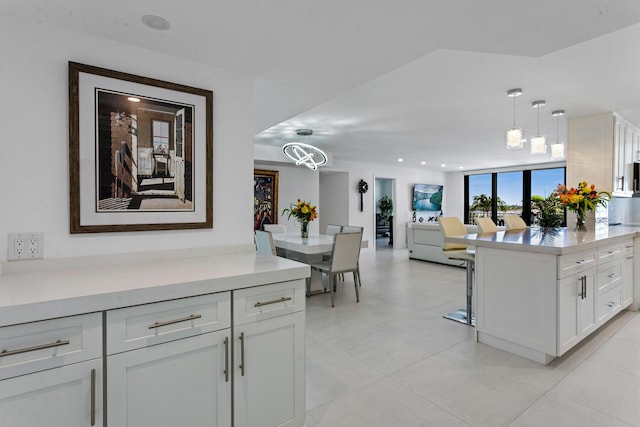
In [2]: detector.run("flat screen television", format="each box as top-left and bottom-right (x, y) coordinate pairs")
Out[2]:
(412, 184), (443, 211)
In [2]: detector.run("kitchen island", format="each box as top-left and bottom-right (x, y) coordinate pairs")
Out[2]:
(0, 249), (309, 427)
(446, 226), (639, 364)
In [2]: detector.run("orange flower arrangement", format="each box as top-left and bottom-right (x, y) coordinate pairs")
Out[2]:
(555, 182), (610, 213)
(282, 199), (318, 223)
(555, 182), (610, 230)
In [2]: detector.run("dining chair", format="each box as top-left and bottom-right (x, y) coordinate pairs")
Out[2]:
(476, 217), (498, 233)
(503, 214), (527, 230)
(254, 230), (276, 255)
(341, 225), (363, 234)
(263, 224), (287, 233)
(322, 225), (342, 262)
(335, 226), (363, 284)
(326, 224), (342, 236)
(438, 217), (475, 326)
(310, 232), (362, 307)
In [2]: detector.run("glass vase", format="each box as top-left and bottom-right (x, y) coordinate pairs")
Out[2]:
(575, 209), (587, 231)
(300, 221), (309, 239)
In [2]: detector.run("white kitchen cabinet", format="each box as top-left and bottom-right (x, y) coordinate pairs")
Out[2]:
(0, 313), (103, 426)
(558, 267), (597, 356)
(233, 280), (306, 427)
(105, 280), (306, 427)
(0, 359), (102, 427)
(106, 292), (232, 427)
(613, 115), (640, 194)
(107, 330), (231, 427)
(0, 251), (309, 427)
(234, 311), (305, 427)
(568, 112), (640, 196)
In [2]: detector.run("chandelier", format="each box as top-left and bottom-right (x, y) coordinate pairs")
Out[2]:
(282, 129), (328, 170)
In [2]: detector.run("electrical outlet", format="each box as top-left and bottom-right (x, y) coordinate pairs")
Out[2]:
(7, 232), (44, 260)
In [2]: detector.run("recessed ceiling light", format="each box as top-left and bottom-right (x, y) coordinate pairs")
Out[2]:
(142, 15), (171, 31)
(441, 164), (446, 168)
(398, 158), (404, 162)
(420, 161), (426, 165)
(127, 97), (141, 103)
(459, 166), (464, 170)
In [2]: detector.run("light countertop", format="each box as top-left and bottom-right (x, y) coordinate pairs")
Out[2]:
(445, 226), (640, 255)
(0, 251), (309, 327)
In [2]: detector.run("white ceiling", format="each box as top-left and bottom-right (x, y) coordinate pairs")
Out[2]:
(4, 0), (640, 171)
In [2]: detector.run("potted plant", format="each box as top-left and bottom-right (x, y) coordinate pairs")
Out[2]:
(531, 194), (563, 228)
(377, 196), (393, 222)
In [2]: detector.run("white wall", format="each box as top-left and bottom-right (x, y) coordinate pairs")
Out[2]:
(0, 16), (254, 261)
(319, 172), (349, 231)
(444, 172), (465, 219)
(254, 163), (321, 235)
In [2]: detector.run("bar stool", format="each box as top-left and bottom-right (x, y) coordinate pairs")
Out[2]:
(438, 217), (475, 326)
(503, 214), (527, 230)
(476, 217), (498, 233)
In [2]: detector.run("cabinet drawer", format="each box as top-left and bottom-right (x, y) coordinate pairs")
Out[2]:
(0, 313), (102, 380)
(558, 249), (597, 279)
(597, 262), (622, 294)
(107, 292), (230, 355)
(597, 240), (627, 264)
(234, 280), (306, 326)
(597, 286), (622, 323)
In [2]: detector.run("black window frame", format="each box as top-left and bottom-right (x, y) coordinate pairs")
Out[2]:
(464, 166), (566, 225)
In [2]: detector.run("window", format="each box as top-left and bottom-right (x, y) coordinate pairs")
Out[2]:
(152, 120), (170, 154)
(465, 167), (565, 225)
(497, 171), (523, 225)
(531, 168), (565, 199)
(468, 174), (492, 224)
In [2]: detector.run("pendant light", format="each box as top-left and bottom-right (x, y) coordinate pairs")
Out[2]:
(530, 100), (547, 154)
(506, 88), (524, 149)
(282, 129), (328, 170)
(550, 110), (565, 158)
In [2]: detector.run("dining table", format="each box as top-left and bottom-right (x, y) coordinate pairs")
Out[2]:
(271, 232), (368, 295)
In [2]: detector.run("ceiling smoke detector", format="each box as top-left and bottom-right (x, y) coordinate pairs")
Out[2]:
(142, 15), (171, 31)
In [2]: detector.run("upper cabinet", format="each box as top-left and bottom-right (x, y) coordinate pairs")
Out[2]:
(568, 112), (640, 197)
(613, 116), (640, 195)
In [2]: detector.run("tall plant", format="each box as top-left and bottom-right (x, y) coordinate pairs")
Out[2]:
(377, 195), (393, 220)
(531, 194), (563, 227)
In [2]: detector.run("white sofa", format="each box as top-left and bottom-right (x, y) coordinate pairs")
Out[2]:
(407, 222), (477, 267)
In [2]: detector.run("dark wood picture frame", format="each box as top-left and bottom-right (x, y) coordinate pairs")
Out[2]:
(69, 62), (213, 233)
(254, 169), (279, 230)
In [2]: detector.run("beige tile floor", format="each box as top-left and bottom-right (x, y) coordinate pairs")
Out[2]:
(304, 247), (640, 427)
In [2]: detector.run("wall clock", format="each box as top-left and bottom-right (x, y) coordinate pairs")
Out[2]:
(358, 179), (368, 212)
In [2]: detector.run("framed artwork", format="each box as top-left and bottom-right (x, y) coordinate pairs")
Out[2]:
(254, 169), (278, 230)
(412, 184), (443, 211)
(68, 62), (213, 233)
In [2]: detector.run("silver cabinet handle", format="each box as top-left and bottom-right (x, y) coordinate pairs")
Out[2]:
(0, 339), (70, 357)
(148, 314), (202, 329)
(576, 259), (591, 265)
(254, 297), (292, 307)
(223, 336), (229, 382)
(608, 273), (617, 278)
(607, 301), (617, 308)
(239, 332), (245, 376)
(90, 368), (96, 426)
(578, 276), (586, 299)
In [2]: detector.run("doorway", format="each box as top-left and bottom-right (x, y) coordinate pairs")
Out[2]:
(374, 178), (394, 249)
